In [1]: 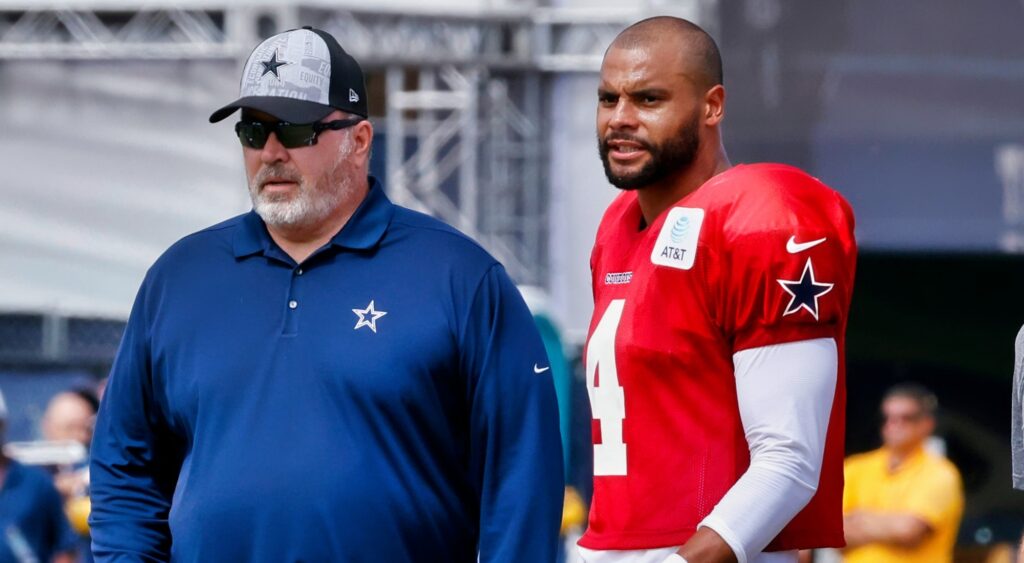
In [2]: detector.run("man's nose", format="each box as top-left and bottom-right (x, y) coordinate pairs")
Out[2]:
(260, 132), (290, 163)
(608, 99), (639, 130)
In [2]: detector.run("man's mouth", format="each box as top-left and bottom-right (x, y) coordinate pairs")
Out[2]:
(261, 177), (299, 191)
(606, 138), (649, 161)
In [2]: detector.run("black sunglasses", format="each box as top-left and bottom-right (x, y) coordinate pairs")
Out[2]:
(235, 117), (364, 149)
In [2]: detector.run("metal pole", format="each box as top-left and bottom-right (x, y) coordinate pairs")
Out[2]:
(418, 68), (439, 211)
(385, 65), (405, 206)
(458, 66), (479, 235)
(522, 70), (544, 286)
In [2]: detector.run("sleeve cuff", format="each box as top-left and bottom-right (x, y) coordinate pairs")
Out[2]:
(698, 515), (748, 563)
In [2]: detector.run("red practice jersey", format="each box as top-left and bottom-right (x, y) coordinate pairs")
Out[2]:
(580, 163), (857, 551)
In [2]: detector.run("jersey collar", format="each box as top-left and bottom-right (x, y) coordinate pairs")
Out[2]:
(233, 175), (395, 258)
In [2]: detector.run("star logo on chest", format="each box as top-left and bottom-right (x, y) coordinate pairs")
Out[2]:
(260, 51), (288, 78)
(352, 300), (387, 333)
(777, 258), (834, 320)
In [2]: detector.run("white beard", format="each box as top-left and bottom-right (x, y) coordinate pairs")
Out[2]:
(252, 182), (340, 228)
(249, 136), (357, 229)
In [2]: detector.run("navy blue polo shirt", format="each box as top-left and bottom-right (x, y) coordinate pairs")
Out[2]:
(90, 178), (563, 562)
(0, 460), (77, 563)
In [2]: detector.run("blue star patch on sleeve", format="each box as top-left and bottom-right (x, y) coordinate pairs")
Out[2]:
(777, 258), (834, 320)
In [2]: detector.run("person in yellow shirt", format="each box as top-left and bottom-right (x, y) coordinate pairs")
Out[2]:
(842, 383), (963, 563)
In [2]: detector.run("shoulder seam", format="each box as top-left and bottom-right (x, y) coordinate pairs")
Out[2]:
(390, 216), (493, 255)
(182, 218), (241, 240)
(456, 263), (503, 349)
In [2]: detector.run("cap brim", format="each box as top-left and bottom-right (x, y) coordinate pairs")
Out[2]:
(209, 96), (335, 124)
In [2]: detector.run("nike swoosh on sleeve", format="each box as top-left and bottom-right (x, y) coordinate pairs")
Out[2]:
(786, 236), (827, 253)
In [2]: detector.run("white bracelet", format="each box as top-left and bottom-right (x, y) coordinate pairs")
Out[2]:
(664, 555), (689, 563)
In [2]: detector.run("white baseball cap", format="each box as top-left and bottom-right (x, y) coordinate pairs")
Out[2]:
(210, 27), (369, 123)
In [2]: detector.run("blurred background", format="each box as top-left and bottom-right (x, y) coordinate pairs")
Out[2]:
(1, 0), (1022, 560)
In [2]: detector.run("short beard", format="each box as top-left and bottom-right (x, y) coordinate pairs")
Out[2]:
(598, 111), (701, 191)
(248, 138), (357, 229)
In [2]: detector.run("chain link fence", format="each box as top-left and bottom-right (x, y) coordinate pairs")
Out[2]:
(0, 312), (125, 368)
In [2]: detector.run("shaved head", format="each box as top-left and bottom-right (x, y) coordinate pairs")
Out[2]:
(609, 16), (723, 91)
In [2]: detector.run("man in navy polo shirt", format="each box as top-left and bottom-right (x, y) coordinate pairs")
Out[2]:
(89, 27), (563, 562)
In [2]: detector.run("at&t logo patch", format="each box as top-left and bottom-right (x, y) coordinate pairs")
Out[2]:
(651, 207), (704, 270)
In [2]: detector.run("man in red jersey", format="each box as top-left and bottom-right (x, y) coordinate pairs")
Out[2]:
(578, 16), (857, 563)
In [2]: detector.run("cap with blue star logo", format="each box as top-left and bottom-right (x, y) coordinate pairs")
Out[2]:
(259, 52), (288, 78)
(210, 26), (368, 124)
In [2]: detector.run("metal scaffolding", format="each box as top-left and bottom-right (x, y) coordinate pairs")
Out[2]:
(0, 0), (706, 287)
(0, 3), (697, 67)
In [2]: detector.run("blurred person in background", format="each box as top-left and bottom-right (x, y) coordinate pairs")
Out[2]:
(40, 389), (97, 563)
(0, 388), (78, 563)
(88, 26), (562, 563)
(41, 390), (96, 499)
(40, 391), (97, 453)
(578, 15), (856, 563)
(842, 383), (963, 563)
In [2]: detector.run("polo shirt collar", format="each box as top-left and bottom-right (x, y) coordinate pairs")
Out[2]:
(331, 176), (394, 250)
(233, 176), (394, 258)
(882, 445), (927, 475)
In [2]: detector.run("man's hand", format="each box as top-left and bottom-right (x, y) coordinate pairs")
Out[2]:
(843, 510), (932, 549)
(672, 527), (738, 563)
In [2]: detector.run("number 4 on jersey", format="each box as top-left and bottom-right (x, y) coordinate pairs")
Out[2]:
(586, 299), (627, 476)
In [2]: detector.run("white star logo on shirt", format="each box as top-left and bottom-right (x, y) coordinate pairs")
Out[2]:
(352, 300), (387, 333)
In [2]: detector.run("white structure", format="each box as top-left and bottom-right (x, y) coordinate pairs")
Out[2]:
(0, 0), (711, 341)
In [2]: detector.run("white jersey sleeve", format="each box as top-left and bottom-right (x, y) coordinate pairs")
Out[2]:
(698, 338), (838, 563)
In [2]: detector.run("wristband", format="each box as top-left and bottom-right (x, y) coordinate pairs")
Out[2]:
(664, 555), (689, 563)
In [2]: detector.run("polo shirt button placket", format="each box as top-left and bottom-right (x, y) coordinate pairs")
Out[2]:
(284, 266), (304, 335)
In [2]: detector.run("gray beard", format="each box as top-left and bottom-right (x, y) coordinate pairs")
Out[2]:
(248, 138), (356, 229)
(251, 181), (342, 229)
